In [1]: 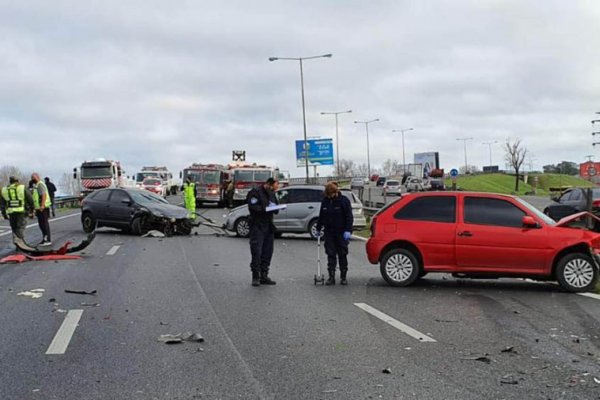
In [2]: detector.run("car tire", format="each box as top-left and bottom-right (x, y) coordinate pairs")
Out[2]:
(131, 216), (147, 236)
(380, 248), (421, 287)
(177, 219), (192, 235)
(308, 219), (320, 240)
(81, 212), (96, 233)
(234, 217), (251, 238)
(555, 252), (598, 292)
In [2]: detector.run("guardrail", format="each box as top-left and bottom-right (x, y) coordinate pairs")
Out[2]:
(54, 196), (80, 209)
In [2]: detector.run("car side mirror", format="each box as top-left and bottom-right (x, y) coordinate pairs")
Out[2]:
(522, 216), (539, 228)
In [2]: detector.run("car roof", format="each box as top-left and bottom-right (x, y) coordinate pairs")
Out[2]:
(406, 191), (517, 199)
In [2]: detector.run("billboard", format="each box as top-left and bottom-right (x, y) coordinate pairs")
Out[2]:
(413, 152), (440, 177)
(580, 162), (600, 177)
(295, 138), (334, 167)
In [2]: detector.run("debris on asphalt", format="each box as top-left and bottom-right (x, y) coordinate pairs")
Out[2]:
(382, 368), (392, 374)
(594, 377), (600, 384)
(159, 321), (170, 326)
(158, 334), (183, 344)
(461, 355), (492, 363)
(513, 310), (521, 314)
(435, 319), (459, 323)
(500, 375), (519, 385)
(213, 263), (220, 266)
(501, 346), (518, 354)
(80, 302), (100, 307)
(48, 298), (56, 303)
(17, 288), (45, 299)
(54, 309), (67, 313)
(142, 230), (166, 238)
(65, 289), (97, 295)
(180, 332), (205, 342)
(158, 332), (205, 345)
(322, 390), (338, 393)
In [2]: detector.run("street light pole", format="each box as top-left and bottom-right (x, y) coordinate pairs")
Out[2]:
(456, 137), (474, 174)
(482, 141), (498, 166)
(269, 53), (332, 184)
(321, 110), (352, 177)
(354, 119), (380, 178)
(392, 128), (413, 172)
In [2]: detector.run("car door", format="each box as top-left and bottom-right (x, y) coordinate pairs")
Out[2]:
(455, 196), (549, 274)
(285, 188), (321, 230)
(88, 189), (111, 223)
(549, 190), (578, 220)
(105, 189), (134, 227)
(273, 189), (290, 230)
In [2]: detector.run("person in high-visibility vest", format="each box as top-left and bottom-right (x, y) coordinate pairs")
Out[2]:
(31, 172), (53, 245)
(183, 178), (197, 220)
(0, 176), (34, 243)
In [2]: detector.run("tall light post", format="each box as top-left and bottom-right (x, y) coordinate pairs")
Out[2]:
(391, 128), (413, 172)
(456, 137), (474, 174)
(354, 119), (379, 178)
(482, 140), (497, 166)
(269, 54), (332, 183)
(321, 109), (352, 177)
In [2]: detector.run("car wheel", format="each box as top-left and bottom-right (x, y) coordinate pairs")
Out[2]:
(81, 212), (96, 233)
(556, 252), (598, 292)
(234, 217), (251, 238)
(308, 219), (320, 239)
(177, 219), (192, 235)
(131, 216), (148, 236)
(380, 248), (420, 287)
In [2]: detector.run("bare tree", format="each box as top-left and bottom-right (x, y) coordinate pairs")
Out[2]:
(351, 163), (369, 177)
(58, 172), (79, 195)
(381, 159), (400, 177)
(337, 159), (354, 178)
(504, 139), (527, 191)
(459, 165), (480, 175)
(0, 165), (28, 188)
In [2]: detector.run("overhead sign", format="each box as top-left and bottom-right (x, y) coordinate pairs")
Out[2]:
(295, 138), (334, 167)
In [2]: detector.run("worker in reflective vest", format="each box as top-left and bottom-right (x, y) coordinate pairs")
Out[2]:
(0, 176), (34, 243)
(183, 178), (197, 219)
(31, 172), (53, 245)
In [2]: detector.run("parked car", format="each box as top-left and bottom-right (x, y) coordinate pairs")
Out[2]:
(81, 188), (192, 236)
(366, 191), (600, 292)
(224, 185), (367, 238)
(428, 178), (446, 191)
(404, 177), (427, 192)
(350, 177), (365, 189)
(543, 188), (600, 223)
(383, 180), (402, 196)
(141, 177), (168, 197)
(376, 177), (387, 187)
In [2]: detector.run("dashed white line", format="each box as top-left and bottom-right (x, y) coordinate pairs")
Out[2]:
(106, 245), (121, 256)
(46, 309), (84, 355)
(0, 213), (81, 238)
(354, 302), (437, 342)
(577, 292), (600, 301)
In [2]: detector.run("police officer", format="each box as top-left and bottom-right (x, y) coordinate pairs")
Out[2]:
(31, 173), (52, 245)
(183, 177), (197, 219)
(247, 177), (279, 286)
(1, 176), (34, 244)
(317, 182), (353, 285)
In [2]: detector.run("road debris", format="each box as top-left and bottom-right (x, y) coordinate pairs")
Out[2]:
(594, 377), (600, 384)
(382, 368), (392, 374)
(500, 375), (519, 385)
(65, 289), (97, 295)
(48, 298), (56, 303)
(322, 390), (338, 393)
(17, 288), (45, 299)
(435, 319), (459, 323)
(461, 355), (492, 363)
(80, 302), (100, 307)
(501, 346), (518, 354)
(142, 230), (166, 238)
(158, 332), (205, 345)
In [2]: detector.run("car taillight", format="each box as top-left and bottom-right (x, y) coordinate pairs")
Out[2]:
(593, 200), (600, 208)
(370, 216), (377, 237)
(154, 182), (160, 186)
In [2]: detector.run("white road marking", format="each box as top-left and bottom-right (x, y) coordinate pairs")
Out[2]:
(577, 292), (600, 301)
(354, 302), (437, 343)
(46, 309), (84, 355)
(106, 245), (120, 256)
(0, 213), (81, 237)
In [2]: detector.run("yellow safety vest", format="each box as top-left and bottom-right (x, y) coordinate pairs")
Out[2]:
(1, 184), (25, 214)
(33, 181), (52, 210)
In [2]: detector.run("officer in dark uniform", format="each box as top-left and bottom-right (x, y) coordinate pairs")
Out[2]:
(317, 182), (353, 285)
(247, 177), (280, 286)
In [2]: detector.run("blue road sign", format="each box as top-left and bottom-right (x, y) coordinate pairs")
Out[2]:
(450, 168), (459, 177)
(295, 138), (334, 167)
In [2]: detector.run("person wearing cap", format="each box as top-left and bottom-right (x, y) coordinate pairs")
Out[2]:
(316, 182), (354, 285)
(1, 176), (34, 244)
(31, 172), (53, 245)
(247, 177), (280, 286)
(44, 177), (57, 218)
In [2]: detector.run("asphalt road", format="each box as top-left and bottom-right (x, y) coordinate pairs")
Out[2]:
(0, 199), (599, 399)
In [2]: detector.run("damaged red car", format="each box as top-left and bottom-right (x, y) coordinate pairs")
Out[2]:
(366, 192), (600, 292)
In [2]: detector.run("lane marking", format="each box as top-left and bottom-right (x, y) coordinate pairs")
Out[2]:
(106, 245), (120, 256)
(354, 302), (437, 342)
(0, 213), (81, 238)
(577, 292), (600, 301)
(46, 309), (84, 355)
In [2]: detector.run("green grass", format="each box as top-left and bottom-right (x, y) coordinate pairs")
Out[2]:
(444, 173), (595, 196)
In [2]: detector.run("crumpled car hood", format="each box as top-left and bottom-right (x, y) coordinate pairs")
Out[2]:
(555, 211), (600, 227)
(142, 202), (188, 219)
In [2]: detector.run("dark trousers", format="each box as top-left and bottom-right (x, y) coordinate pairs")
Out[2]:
(249, 225), (274, 274)
(49, 195), (56, 217)
(36, 208), (51, 241)
(9, 213), (27, 240)
(324, 232), (349, 274)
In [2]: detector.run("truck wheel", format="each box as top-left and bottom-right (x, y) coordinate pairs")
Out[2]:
(556, 252), (598, 292)
(234, 217), (251, 238)
(81, 212), (96, 233)
(380, 248), (420, 287)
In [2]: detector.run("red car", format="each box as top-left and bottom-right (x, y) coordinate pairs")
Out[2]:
(141, 178), (167, 197)
(366, 192), (600, 292)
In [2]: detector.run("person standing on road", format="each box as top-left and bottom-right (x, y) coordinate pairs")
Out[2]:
(225, 179), (234, 208)
(183, 177), (196, 220)
(247, 177), (280, 287)
(1, 176), (34, 244)
(44, 177), (57, 218)
(31, 173), (52, 245)
(317, 182), (354, 285)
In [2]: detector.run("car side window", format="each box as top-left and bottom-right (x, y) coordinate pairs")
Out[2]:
(559, 191), (572, 202)
(109, 190), (131, 204)
(276, 190), (289, 204)
(569, 190), (582, 202)
(464, 197), (526, 228)
(308, 189), (324, 203)
(394, 196), (456, 223)
(91, 190), (110, 202)
(289, 189), (317, 203)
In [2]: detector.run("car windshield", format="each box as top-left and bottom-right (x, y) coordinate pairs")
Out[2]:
(387, 180), (399, 185)
(143, 179), (161, 185)
(136, 172), (159, 182)
(234, 170), (271, 182)
(202, 170), (221, 184)
(129, 190), (169, 205)
(81, 166), (112, 178)
(515, 197), (556, 225)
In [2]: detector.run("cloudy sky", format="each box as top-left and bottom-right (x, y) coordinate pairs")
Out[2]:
(2, 0), (600, 182)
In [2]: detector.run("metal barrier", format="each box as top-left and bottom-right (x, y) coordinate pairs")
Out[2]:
(54, 196), (80, 209)
(288, 176), (345, 185)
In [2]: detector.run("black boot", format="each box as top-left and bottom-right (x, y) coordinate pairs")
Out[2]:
(252, 271), (260, 287)
(340, 271), (348, 286)
(325, 272), (335, 286)
(260, 272), (276, 285)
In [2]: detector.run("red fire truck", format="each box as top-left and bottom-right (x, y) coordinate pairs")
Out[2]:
(228, 163), (279, 204)
(181, 164), (230, 206)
